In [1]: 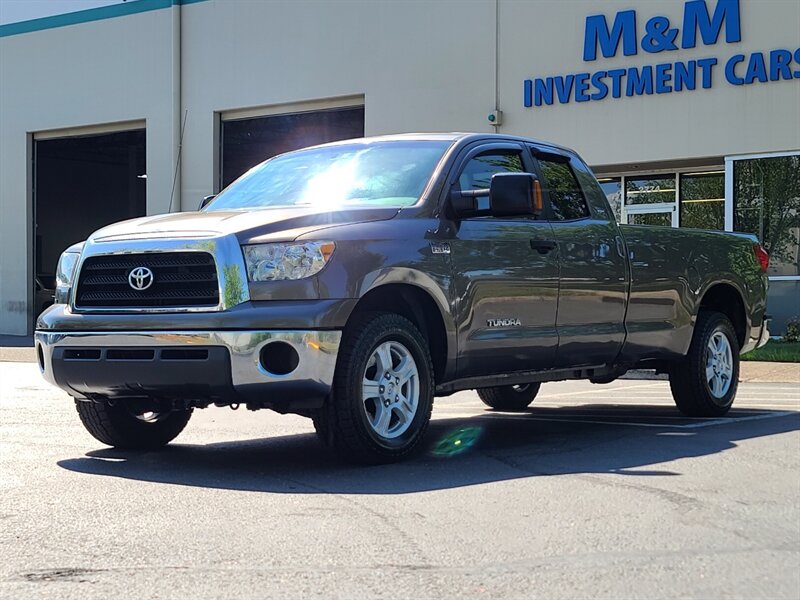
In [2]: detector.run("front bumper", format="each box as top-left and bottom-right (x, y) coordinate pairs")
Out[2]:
(35, 329), (341, 411)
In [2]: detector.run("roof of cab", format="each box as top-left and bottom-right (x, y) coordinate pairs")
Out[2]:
(305, 132), (577, 156)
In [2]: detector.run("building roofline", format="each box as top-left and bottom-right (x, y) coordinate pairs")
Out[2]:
(0, 0), (207, 39)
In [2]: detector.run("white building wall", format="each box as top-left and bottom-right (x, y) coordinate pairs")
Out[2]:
(1, 0), (798, 334)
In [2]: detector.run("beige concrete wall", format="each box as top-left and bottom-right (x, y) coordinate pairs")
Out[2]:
(0, 7), (179, 334)
(498, 0), (800, 165)
(1, 0), (798, 334)
(178, 0), (497, 206)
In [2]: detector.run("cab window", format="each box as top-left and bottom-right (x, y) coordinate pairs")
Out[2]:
(458, 151), (524, 212)
(459, 151), (524, 191)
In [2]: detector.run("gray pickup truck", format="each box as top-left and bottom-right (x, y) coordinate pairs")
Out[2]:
(36, 133), (770, 463)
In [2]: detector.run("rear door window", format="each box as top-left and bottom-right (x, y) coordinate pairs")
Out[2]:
(537, 157), (590, 221)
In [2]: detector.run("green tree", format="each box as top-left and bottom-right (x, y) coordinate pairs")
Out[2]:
(734, 155), (800, 268)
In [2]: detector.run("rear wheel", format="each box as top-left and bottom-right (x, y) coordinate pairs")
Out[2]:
(75, 400), (192, 449)
(314, 312), (434, 464)
(477, 383), (541, 411)
(669, 311), (740, 417)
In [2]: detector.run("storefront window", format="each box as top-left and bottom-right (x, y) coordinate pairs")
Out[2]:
(597, 177), (622, 222)
(625, 176), (676, 205)
(680, 172), (724, 230)
(734, 155), (800, 277)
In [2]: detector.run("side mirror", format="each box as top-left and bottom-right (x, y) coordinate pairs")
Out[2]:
(489, 173), (543, 218)
(199, 194), (216, 210)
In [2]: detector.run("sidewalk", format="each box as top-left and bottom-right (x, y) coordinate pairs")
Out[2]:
(739, 361), (800, 384)
(0, 336), (34, 363)
(2, 336), (797, 384)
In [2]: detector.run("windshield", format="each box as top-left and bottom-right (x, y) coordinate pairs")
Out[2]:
(206, 140), (450, 211)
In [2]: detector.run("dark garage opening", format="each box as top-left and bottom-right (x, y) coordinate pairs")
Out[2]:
(220, 105), (365, 188)
(34, 129), (146, 318)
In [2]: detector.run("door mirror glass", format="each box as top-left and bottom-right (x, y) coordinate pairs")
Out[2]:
(199, 194), (216, 210)
(489, 173), (540, 218)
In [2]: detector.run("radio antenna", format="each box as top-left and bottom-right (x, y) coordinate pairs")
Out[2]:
(168, 109), (188, 213)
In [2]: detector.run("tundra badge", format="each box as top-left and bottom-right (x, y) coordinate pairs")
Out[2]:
(487, 318), (521, 327)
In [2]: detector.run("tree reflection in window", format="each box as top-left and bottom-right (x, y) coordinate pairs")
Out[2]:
(680, 172), (724, 230)
(538, 159), (590, 220)
(459, 153), (523, 190)
(626, 176), (676, 205)
(734, 155), (800, 276)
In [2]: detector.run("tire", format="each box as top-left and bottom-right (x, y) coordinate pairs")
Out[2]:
(477, 383), (541, 411)
(316, 312), (434, 464)
(75, 400), (192, 449)
(669, 311), (740, 417)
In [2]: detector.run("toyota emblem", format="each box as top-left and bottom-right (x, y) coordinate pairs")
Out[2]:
(128, 267), (154, 291)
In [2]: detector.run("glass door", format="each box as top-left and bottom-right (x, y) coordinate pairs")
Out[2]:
(623, 175), (678, 227)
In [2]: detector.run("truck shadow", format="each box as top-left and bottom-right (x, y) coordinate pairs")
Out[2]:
(56, 405), (800, 494)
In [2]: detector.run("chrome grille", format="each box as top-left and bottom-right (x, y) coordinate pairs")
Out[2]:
(74, 252), (219, 309)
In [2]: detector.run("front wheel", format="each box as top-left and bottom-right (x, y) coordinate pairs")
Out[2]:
(75, 400), (192, 449)
(477, 383), (541, 411)
(669, 311), (740, 417)
(315, 312), (434, 464)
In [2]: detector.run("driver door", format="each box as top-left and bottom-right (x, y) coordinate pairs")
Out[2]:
(448, 143), (559, 378)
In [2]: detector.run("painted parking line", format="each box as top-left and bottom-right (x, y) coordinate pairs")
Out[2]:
(673, 411), (797, 428)
(536, 383), (666, 399)
(469, 410), (797, 429)
(440, 401), (800, 412)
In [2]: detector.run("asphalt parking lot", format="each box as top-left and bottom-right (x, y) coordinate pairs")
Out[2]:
(1, 361), (798, 599)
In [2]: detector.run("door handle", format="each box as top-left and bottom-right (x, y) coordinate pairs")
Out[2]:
(530, 240), (557, 254)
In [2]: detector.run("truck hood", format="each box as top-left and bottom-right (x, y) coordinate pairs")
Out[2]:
(89, 207), (401, 244)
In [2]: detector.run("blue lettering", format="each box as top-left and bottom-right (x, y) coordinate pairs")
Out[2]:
(682, 0), (741, 49)
(584, 10), (637, 61)
(697, 57), (717, 88)
(725, 54), (745, 85)
(674, 60), (697, 91)
(641, 16), (679, 53)
(575, 73), (591, 102)
(608, 69), (626, 97)
(626, 66), (654, 96)
(744, 53), (768, 84)
(655, 63), (673, 93)
(533, 78), (554, 106)
(591, 71), (609, 100)
(554, 75), (575, 103)
(769, 50), (793, 81)
(524, 79), (532, 107)
(795, 48), (800, 77)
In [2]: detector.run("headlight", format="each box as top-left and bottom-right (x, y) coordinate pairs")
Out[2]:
(56, 252), (80, 287)
(243, 241), (335, 282)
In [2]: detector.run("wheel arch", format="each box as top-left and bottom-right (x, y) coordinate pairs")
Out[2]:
(345, 280), (455, 384)
(697, 282), (747, 348)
